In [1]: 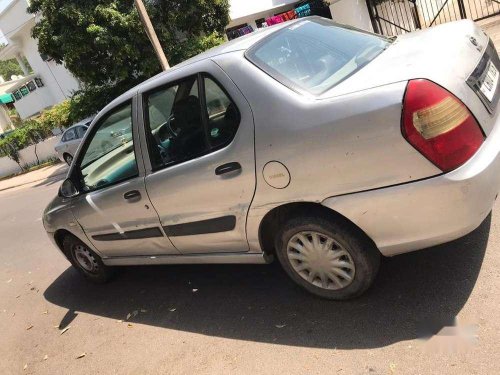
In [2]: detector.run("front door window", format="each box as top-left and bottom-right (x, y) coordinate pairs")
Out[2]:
(76, 102), (138, 192)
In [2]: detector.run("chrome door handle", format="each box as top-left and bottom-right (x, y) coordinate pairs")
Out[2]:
(123, 190), (141, 201)
(215, 162), (241, 175)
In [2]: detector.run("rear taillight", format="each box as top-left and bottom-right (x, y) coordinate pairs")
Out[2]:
(402, 79), (484, 172)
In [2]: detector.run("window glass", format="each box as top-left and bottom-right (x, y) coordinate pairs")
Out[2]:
(78, 103), (137, 191)
(145, 75), (240, 171)
(75, 126), (87, 139)
(145, 77), (208, 169)
(246, 18), (391, 95)
(203, 77), (240, 148)
(63, 128), (76, 142)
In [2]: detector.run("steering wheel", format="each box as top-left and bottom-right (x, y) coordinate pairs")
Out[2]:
(157, 114), (178, 143)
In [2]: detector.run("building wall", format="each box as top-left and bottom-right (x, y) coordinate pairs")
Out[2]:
(0, 0), (31, 39)
(0, 135), (61, 178)
(229, 0), (299, 22)
(19, 30), (80, 103)
(228, 3), (302, 30)
(329, 0), (373, 32)
(0, 105), (13, 133)
(12, 85), (54, 119)
(0, 0), (80, 119)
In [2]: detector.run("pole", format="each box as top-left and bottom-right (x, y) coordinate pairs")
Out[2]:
(134, 0), (170, 70)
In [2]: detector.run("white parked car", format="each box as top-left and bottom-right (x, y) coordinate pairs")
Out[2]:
(54, 117), (93, 165)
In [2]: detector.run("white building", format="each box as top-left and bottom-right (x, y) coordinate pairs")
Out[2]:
(227, 0), (374, 38)
(0, 0), (79, 121)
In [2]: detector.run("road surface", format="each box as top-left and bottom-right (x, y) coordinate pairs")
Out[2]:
(1, 178), (499, 374)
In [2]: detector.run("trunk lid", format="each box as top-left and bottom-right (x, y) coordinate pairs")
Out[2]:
(322, 20), (497, 134)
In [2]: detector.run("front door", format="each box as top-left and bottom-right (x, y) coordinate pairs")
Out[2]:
(70, 99), (178, 257)
(140, 66), (255, 254)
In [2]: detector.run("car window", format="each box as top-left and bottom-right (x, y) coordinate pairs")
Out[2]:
(75, 126), (87, 139)
(203, 76), (240, 148)
(77, 102), (138, 192)
(144, 75), (240, 170)
(145, 76), (207, 170)
(246, 18), (391, 95)
(63, 128), (76, 142)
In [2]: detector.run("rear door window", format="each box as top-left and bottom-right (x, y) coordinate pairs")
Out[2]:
(144, 75), (240, 170)
(75, 126), (87, 139)
(63, 128), (76, 142)
(246, 18), (391, 95)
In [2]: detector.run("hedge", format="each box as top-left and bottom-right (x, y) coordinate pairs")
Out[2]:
(0, 100), (73, 164)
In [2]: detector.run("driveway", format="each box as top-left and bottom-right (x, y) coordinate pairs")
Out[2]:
(0, 175), (499, 374)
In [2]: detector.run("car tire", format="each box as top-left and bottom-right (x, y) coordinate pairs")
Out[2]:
(62, 235), (113, 284)
(63, 153), (73, 166)
(274, 214), (380, 300)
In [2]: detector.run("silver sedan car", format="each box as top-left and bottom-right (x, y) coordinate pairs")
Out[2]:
(54, 117), (93, 165)
(43, 17), (500, 299)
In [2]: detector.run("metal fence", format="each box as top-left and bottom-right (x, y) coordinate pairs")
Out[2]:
(367, 0), (500, 36)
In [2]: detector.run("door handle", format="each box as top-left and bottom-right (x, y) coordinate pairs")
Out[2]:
(123, 190), (141, 201)
(215, 162), (241, 176)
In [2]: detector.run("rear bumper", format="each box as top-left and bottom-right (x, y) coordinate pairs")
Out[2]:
(322, 114), (500, 256)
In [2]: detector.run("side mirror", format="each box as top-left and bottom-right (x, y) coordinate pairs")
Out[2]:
(59, 178), (79, 198)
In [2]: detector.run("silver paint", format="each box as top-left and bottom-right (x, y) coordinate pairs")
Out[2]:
(44, 18), (500, 267)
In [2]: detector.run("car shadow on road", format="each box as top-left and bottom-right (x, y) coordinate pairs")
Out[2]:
(44, 215), (491, 349)
(31, 164), (68, 189)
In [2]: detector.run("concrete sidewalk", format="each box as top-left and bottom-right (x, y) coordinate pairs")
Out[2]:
(0, 163), (68, 192)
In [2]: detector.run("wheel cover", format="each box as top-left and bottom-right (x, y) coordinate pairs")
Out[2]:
(73, 244), (99, 274)
(286, 231), (355, 290)
(65, 155), (73, 164)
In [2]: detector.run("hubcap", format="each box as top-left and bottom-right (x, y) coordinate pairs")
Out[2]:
(73, 245), (99, 273)
(65, 155), (73, 165)
(287, 231), (355, 290)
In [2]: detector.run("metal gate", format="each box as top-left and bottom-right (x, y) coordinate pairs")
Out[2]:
(366, 0), (500, 36)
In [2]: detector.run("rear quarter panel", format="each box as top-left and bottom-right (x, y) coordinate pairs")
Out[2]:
(213, 52), (441, 252)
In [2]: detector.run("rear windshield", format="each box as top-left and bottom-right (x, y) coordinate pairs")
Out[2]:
(245, 18), (391, 95)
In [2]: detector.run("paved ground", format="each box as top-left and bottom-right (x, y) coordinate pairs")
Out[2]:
(1, 175), (499, 374)
(0, 163), (68, 192)
(2, 16), (500, 375)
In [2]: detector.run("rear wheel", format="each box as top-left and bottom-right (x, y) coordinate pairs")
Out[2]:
(275, 214), (380, 300)
(62, 235), (113, 283)
(63, 153), (73, 166)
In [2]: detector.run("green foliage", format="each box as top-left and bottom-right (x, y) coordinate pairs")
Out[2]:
(0, 44), (33, 79)
(0, 136), (22, 168)
(38, 100), (72, 129)
(28, 0), (230, 117)
(0, 59), (23, 80)
(0, 100), (73, 162)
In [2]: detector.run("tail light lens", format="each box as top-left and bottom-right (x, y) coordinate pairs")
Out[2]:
(402, 79), (484, 172)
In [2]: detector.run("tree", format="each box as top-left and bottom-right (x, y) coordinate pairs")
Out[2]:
(0, 44), (31, 80)
(28, 0), (230, 118)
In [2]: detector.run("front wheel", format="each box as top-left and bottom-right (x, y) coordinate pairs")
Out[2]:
(63, 235), (113, 283)
(275, 215), (380, 300)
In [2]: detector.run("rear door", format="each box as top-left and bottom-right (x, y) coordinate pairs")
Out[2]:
(139, 61), (256, 254)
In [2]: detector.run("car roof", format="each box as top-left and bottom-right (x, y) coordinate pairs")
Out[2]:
(64, 117), (94, 132)
(101, 18), (307, 112)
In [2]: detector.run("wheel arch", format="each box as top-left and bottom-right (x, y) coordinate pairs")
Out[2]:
(53, 229), (92, 260)
(258, 202), (378, 256)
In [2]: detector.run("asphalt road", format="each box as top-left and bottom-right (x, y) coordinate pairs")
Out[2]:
(1, 179), (499, 374)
